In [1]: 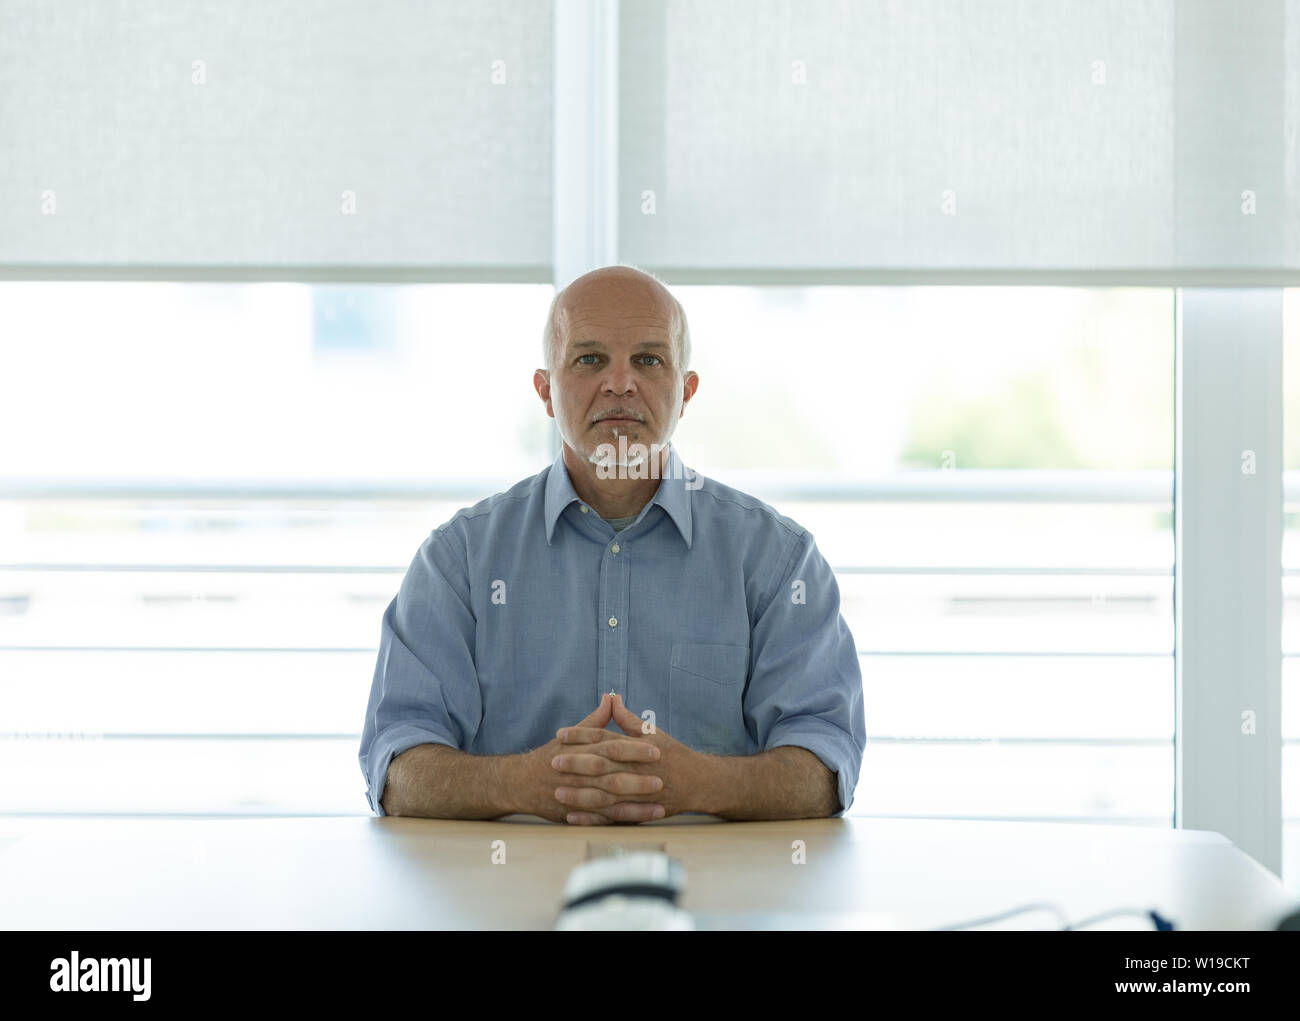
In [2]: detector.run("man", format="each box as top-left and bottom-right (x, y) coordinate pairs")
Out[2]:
(358, 265), (865, 824)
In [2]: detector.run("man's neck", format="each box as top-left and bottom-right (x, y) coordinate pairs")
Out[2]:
(561, 443), (669, 520)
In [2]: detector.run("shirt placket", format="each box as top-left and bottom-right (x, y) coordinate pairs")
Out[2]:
(597, 524), (630, 707)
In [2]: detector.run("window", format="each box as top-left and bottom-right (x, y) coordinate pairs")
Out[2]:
(0, 282), (552, 814)
(1, 283), (1177, 824)
(672, 285), (1174, 825)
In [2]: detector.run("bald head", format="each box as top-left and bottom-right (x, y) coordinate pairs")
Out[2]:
(542, 265), (690, 376)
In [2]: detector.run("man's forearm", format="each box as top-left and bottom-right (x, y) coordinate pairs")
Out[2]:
(698, 746), (839, 820)
(379, 743), (521, 819)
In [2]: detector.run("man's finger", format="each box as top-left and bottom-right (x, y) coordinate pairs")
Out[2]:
(556, 728), (661, 760)
(566, 812), (613, 826)
(574, 693), (614, 729)
(556, 785), (664, 812)
(552, 770), (663, 795)
(552, 753), (617, 776)
(609, 693), (645, 736)
(554, 725), (615, 745)
(600, 801), (666, 823)
(553, 744), (660, 772)
(556, 785), (619, 809)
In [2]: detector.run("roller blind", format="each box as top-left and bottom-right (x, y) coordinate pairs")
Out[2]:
(619, 0), (1297, 273)
(0, 0), (552, 272)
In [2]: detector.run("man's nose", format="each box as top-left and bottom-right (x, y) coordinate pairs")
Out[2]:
(602, 364), (636, 395)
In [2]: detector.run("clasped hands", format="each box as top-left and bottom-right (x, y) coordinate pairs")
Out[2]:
(539, 692), (706, 825)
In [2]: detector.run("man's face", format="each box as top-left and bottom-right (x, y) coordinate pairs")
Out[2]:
(536, 279), (697, 471)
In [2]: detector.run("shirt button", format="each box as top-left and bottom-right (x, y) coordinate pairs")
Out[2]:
(610, 543), (620, 553)
(580, 505), (589, 513)
(608, 616), (618, 628)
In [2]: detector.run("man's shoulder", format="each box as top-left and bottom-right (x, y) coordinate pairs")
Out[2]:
(428, 463), (550, 549)
(691, 471), (809, 544)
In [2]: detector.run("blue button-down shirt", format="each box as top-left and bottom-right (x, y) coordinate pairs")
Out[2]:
(358, 442), (866, 817)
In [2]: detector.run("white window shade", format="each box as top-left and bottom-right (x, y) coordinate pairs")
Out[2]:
(0, 0), (552, 274)
(619, 0), (1296, 275)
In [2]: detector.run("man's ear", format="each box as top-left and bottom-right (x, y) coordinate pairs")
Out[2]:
(679, 371), (699, 416)
(534, 369), (554, 416)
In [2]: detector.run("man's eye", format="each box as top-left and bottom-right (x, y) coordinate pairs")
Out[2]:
(575, 353), (659, 365)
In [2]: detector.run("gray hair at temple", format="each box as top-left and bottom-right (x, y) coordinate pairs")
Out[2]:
(541, 264), (692, 376)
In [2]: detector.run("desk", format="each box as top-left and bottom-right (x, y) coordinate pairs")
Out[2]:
(0, 815), (1293, 930)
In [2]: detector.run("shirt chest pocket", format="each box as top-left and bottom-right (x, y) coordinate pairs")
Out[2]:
(668, 642), (751, 755)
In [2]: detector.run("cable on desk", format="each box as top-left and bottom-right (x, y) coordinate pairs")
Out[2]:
(933, 903), (1175, 931)
(1067, 908), (1175, 931)
(932, 902), (1066, 930)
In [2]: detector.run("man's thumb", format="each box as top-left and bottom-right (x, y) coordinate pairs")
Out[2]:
(577, 693), (613, 727)
(610, 694), (642, 735)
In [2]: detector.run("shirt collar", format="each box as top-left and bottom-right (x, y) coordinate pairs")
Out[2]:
(544, 442), (694, 549)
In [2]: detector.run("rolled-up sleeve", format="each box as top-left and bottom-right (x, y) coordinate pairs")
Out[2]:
(358, 527), (482, 816)
(745, 528), (866, 817)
